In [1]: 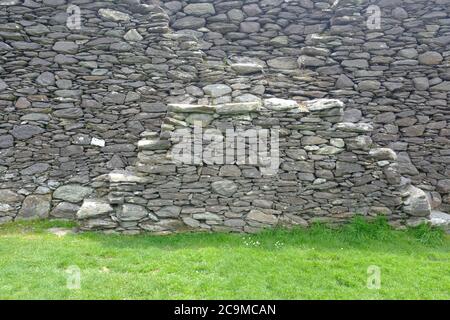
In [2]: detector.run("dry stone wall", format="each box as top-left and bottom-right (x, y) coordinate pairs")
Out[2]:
(0, 0), (447, 231)
(77, 98), (431, 234)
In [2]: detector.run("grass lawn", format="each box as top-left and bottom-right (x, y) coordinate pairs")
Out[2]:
(0, 218), (448, 300)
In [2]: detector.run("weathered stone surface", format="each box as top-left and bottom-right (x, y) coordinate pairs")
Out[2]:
(267, 57), (298, 69)
(118, 204), (151, 221)
(418, 51), (443, 65)
(403, 185), (432, 217)
(124, 29), (143, 41)
(17, 194), (51, 220)
(11, 125), (44, 140)
(219, 165), (241, 177)
(53, 185), (93, 203)
(156, 206), (181, 218)
(305, 99), (344, 111)
(50, 202), (80, 219)
(98, 9), (131, 22)
(36, 72), (55, 86)
(211, 180), (237, 197)
(0, 135), (14, 148)
(52, 41), (78, 54)
(247, 210), (277, 225)
(369, 148), (397, 161)
(230, 63), (263, 75)
(172, 16), (205, 29)
(264, 98), (298, 111)
(216, 102), (260, 114)
(203, 84), (232, 97)
(21, 163), (50, 175)
(77, 200), (113, 219)
(184, 3), (215, 16)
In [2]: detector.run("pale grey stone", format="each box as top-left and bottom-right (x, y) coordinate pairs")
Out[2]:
(403, 185), (431, 217)
(418, 51), (443, 65)
(77, 199), (113, 219)
(11, 125), (44, 140)
(156, 206), (181, 218)
(184, 3), (215, 16)
(17, 194), (51, 220)
(98, 8), (131, 22)
(230, 63), (263, 75)
(264, 98), (298, 111)
(124, 29), (143, 41)
(0, 135), (13, 148)
(211, 180), (237, 197)
(247, 210), (277, 225)
(54, 185), (93, 203)
(203, 84), (232, 97)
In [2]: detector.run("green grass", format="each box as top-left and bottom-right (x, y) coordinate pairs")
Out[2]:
(0, 217), (448, 300)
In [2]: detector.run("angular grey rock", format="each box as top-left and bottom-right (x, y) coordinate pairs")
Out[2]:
(230, 63), (263, 75)
(437, 179), (450, 193)
(203, 84), (232, 97)
(247, 210), (277, 225)
(298, 55), (325, 67)
(403, 185), (431, 217)
(36, 71), (55, 86)
(341, 59), (369, 69)
(219, 165), (241, 177)
(21, 163), (50, 175)
(240, 21), (260, 33)
(264, 98), (298, 111)
(305, 99), (343, 111)
(267, 57), (298, 69)
(336, 74), (354, 88)
(211, 180), (237, 197)
(184, 3), (215, 16)
(358, 80), (381, 91)
(418, 51), (443, 65)
(369, 148), (397, 161)
(0, 135), (13, 148)
(118, 204), (151, 221)
(172, 16), (206, 29)
(50, 202), (80, 219)
(0, 189), (24, 203)
(98, 8), (131, 22)
(217, 101), (261, 114)
(156, 206), (181, 218)
(0, 79), (8, 91)
(335, 123), (373, 133)
(413, 77), (429, 90)
(77, 199), (114, 219)
(52, 41), (78, 54)
(54, 185), (93, 203)
(11, 125), (44, 140)
(124, 29), (143, 41)
(53, 108), (83, 119)
(17, 194), (51, 220)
